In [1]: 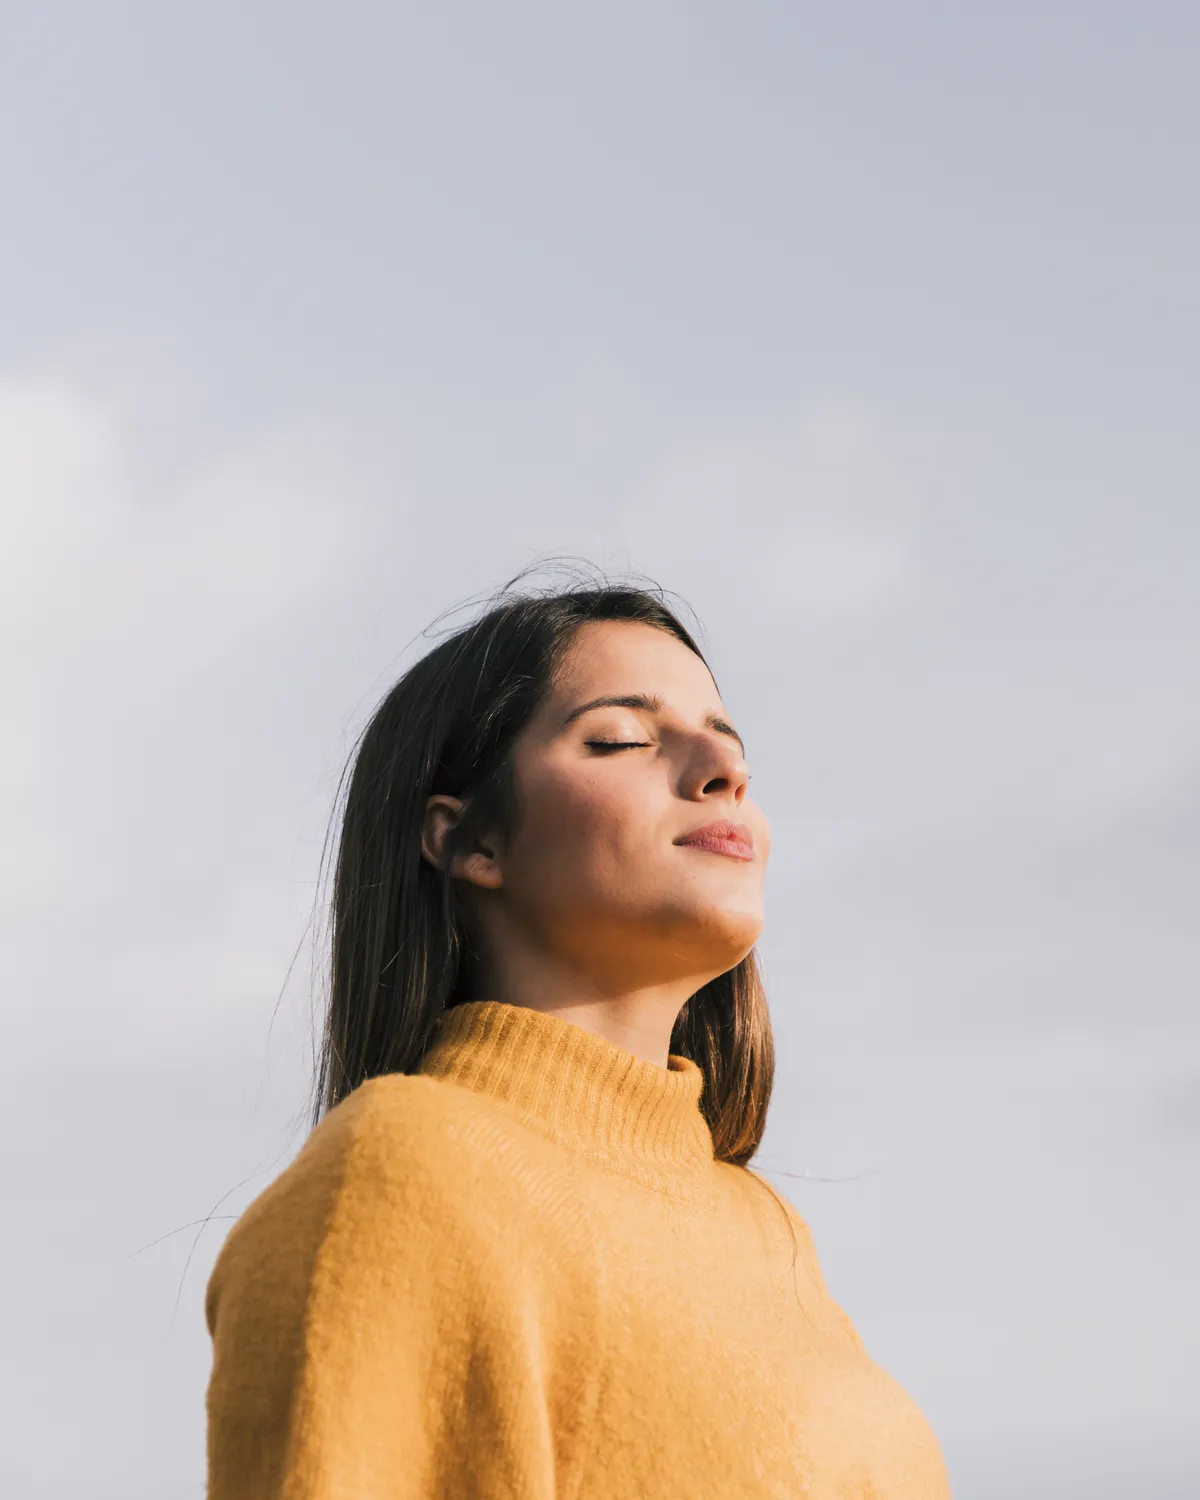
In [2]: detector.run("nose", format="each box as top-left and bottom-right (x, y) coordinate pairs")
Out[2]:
(681, 732), (750, 805)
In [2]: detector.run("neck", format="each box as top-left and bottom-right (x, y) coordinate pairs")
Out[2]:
(473, 950), (708, 1069)
(498, 991), (686, 1069)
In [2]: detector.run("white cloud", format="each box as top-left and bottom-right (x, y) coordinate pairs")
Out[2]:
(0, 371), (369, 673)
(0, 371), (374, 1050)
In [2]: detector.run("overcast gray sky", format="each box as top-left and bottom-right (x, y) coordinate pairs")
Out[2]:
(2, 4), (1198, 1497)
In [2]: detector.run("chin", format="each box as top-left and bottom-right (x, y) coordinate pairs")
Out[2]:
(675, 900), (763, 973)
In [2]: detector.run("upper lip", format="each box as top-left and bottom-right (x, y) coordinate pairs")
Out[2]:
(674, 819), (755, 858)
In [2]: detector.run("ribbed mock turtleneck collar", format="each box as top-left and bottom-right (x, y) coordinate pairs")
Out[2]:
(418, 1000), (715, 1181)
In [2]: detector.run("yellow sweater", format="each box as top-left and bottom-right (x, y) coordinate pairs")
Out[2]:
(206, 1000), (951, 1498)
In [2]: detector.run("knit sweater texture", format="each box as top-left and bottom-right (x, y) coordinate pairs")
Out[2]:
(205, 1000), (952, 1498)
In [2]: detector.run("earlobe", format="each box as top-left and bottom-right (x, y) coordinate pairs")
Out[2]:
(449, 846), (504, 891)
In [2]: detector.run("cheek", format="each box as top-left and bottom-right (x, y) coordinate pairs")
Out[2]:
(509, 765), (655, 894)
(749, 805), (771, 865)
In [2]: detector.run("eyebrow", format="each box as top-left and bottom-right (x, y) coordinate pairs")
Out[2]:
(561, 693), (746, 755)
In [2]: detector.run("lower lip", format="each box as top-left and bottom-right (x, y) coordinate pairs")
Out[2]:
(677, 835), (755, 861)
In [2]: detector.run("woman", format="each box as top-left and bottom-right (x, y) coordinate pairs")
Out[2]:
(205, 581), (951, 1498)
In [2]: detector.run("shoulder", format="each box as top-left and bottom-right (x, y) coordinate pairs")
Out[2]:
(734, 1164), (868, 1351)
(311, 1070), (506, 1191)
(733, 1164), (828, 1273)
(721, 1161), (810, 1228)
(205, 1073), (519, 1334)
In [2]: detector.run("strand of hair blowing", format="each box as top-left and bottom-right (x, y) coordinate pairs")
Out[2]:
(314, 583), (776, 1168)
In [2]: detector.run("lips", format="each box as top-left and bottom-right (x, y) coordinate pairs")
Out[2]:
(675, 819), (755, 861)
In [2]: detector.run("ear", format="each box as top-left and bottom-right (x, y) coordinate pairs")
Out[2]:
(421, 794), (504, 891)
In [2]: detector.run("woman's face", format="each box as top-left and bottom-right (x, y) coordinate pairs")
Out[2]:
(487, 620), (770, 992)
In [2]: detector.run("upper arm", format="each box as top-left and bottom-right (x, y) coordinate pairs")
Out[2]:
(205, 1079), (557, 1500)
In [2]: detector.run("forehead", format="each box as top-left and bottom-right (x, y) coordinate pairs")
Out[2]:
(551, 620), (720, 707)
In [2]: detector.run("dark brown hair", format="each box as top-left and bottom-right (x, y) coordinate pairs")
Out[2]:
(314, 573), (775, 1166)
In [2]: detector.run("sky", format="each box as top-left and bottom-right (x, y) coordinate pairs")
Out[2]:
(2, 3), (1198, 1496)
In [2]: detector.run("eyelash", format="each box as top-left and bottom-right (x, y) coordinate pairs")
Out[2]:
(584, 740), (653, 752)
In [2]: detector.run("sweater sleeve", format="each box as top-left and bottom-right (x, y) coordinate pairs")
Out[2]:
(204, 1078), (558, 1500)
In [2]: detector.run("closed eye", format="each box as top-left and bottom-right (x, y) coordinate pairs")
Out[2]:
(584, 740), (653, 752)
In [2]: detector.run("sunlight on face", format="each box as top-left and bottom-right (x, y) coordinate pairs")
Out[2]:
(498, 621), (771, 993)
